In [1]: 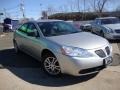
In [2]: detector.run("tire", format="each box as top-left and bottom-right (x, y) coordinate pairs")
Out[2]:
(91, 29), (94, 33)
(90, 28), (94, 34)
(100, 31), (105, 37)
(42, 54), (61, 76)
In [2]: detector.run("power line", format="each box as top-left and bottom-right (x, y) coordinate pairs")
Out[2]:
(5, 4), (19, 11)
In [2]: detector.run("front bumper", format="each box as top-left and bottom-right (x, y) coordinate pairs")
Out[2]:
(105, 33), (120, 40)
(57, 54), (112, 76)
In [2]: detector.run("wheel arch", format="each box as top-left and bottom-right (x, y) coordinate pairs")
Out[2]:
(41, 49), (57, 61)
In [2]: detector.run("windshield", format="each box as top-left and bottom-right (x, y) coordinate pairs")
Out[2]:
(38, 21), (81, 37)
(101, 18), (120, 25)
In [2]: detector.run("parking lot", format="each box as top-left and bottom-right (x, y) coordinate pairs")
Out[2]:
(0, 32), (120, 90)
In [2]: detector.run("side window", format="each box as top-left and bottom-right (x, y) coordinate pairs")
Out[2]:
(38, 22), (52, 36)
(27, 23), (38, 36)
(18, 23), (28, 33)
(95, 19), (101, 25)
(27, 23), (37, 32)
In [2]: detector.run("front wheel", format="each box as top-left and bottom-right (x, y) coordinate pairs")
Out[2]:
(43, 55), (61, 76)
(100, 31), (105, 37)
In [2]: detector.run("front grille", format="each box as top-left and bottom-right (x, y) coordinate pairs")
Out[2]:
(105, 46), (110, 55)
(115, 29), (120, 33)
(95, 49), (106, 58)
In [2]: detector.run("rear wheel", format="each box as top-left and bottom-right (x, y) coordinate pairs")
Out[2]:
(42, 54), (61, 76)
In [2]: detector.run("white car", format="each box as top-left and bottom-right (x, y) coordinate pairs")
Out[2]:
(91, 17), (120, 40)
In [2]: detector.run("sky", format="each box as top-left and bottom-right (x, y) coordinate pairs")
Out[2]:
(0, 0), (120, 20)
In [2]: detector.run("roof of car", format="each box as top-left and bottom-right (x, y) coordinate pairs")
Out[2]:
(96, 17), (118, 20)
(28, 19), (63, 23)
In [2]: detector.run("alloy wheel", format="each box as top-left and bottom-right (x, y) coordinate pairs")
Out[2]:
(43, 57), (61, 75)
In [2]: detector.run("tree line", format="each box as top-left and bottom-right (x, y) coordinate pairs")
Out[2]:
(46, 0), (120, 21)
(48, 11), (120, 21)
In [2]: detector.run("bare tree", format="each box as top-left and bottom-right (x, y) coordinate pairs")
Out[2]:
(60, 0), (84, 13)
(76, 0), (81, 12)
(63, 5), (69, 12)
(90, 0), (110, 17)
(97, 0), (107, 13)
(58, 6), (64, 13)
(68, 0), (74, 12)
(116, 5), (120, 12)
(67, 0), (78, 12)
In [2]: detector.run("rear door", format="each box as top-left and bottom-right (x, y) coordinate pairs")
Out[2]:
(15, 23), (28, 51)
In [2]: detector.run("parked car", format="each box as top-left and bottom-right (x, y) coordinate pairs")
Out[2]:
(3, 18), (19, 32)
(65, 20), (81, 30)
(13, 20), (112, 76)
(80, 24), (92, 32)
(91, 17), (120, 40)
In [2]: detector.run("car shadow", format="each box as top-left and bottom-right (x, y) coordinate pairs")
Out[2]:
(109, 40), (120, 43)
(0, 48), (98, 87)
(0, 48), (41, 68)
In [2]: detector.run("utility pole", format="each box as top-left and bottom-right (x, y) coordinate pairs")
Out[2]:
(20, 0), (25, 18)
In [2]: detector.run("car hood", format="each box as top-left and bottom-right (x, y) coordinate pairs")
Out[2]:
(47, 32), (109, 50)
(103, 23), (120, 30)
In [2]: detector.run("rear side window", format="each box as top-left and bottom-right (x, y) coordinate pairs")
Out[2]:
(18, 24), (28, 33)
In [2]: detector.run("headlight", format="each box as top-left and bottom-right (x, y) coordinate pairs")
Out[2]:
(106, 27), (113, 33)
(61, 46), (93, 58)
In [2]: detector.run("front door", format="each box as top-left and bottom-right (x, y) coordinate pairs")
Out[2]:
(24, 23), (42, 59)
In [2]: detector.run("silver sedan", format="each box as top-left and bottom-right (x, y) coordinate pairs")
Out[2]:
(13, 20), (112, 76)
(91, 17), (120, 40)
